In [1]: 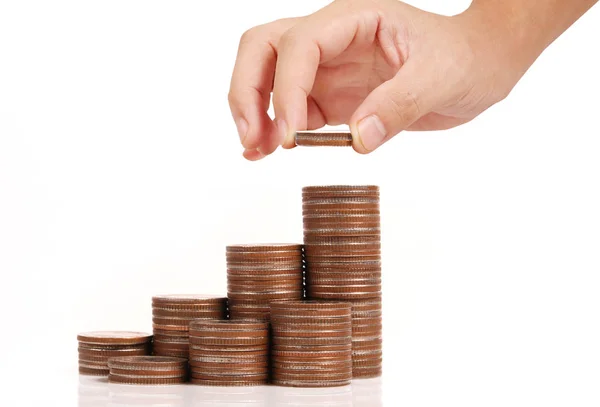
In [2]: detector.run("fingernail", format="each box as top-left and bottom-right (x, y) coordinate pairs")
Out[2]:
(236, 118), (249, 145)
(357, 115), (387, 152)
(276, 118), (291, 147)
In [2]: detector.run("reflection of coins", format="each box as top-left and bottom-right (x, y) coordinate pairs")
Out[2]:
(77, 331), (152, 376)
(295, 130), (353, 147)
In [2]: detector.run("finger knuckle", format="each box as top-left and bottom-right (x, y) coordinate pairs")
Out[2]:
(239, 26), (264, 46)
(385, 90), (421, 126)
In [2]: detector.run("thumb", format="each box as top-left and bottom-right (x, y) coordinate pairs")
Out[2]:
(350, 61), (435, 153)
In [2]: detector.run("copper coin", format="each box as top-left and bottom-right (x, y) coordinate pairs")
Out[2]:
(271, 378), (350, 388)
(152, 332), (189, 340)
(302, 185), (379, 193)
(190, 319), (268, 330)
(189, 344), (268, 353)
(270, 300), (351, 311)
(151, 303), (227, 312)
(152, 341), (190, 350)
(190, 372), (269, 381)
(78, 345), (150, 356)
(152, 323), (189, 332)
(352, 367), (382, 379)
(226, 244), (303, 252)
(307, 292), (381, 300)
(108, 375), (185, 385)
(270, 316), (352, 325)
(308, 284), (382, 293)
(79, 367), (110, 376)
(77, 331), (153, 345)
(272, 336), (352, 347)
(109, 368), (188, 377)
(189, 378), (266, 387)
(272, 372), (353, 382)
(152, 294), (227, 305)
(188, 336), (268, 346)
(295, 130), (353, 147)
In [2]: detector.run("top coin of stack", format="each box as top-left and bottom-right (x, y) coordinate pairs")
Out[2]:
(302, 185), (382, 378)
(226, 244), (304, 320)
(295, 130), (353, 147)
(77, 331), (152, 376)
(152, 295), (227, 359)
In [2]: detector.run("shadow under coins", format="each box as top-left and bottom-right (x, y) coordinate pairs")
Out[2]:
(78, 376), (383, 407)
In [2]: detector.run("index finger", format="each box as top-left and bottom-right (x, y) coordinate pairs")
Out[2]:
(228, 19), (298, 154)
(272, 3), (376, 147)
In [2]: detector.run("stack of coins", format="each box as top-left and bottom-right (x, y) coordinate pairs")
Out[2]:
(188, 320), (269, 386)
(295, 130), (353, 147)
(270, 301), (352, 388)
(226, 244), (304, 320)
(302, 185), (382, 378)
(77, 331), (152, 376)
(350, 296), (383, 378)
(152, 295), (227, 359)
(107, 356), (188, 385)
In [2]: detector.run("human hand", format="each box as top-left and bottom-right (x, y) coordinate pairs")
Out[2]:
(228, 0), (532, 160)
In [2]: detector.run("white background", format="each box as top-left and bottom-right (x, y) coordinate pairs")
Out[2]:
(1, 0), (599, 405)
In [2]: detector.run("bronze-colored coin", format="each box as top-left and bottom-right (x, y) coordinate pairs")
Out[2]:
(152, 349), (189, 358)
(152, 294), (227, 305)
(227, 292), (302, 302)
(189, 355), (268, 364)
(270, 300), (351, 311)
(304, 221), (381, 231)
(79, 361), (111, 370)
(190, 319), (268, 331)
(304, 248), (381, 258)
(307, 278), (382, 287)
(152, 323), (189, 332)
(109, 368), (188, 377)
(307, 292), (381, 300)
(226, 250), (303, 258)
(188, 336), (268, 346)
(152, 341), (190, 351)
(271, 349), (351, 359)
(189, 378), (266, 387)
(77, 342), (151, 351)
(152, 309), (225, 318)
(302, 185), (379, 194)
(77, 331), (153, 346)
(272, 372), (353, 382)
(228, 283), (303, 292)
(295, 130), (353, 147)
(226, 256), (303, 265)
(272, 366), (352, 376)
(303, 228), (381, 237)
(151, 303), (227, 312)
(271, 336), (352, 347)
(226, 244), (303, 253)
(271, 378), (350, 388)
(78, 346), (150, 357)
(308, 284), (381, 293)
(352, 367), (382, 379)
(190, 372), (269, 381)
(79, 367), (110, 376)
(152, 332), (189, 340)
(108, 375), (186, 385)
(189, 343), (267, 352)
(189, 329), (267, 338)
(78, 355), (114, 364)
(272, 343), (351, 352)
(270, 316), (352, 326)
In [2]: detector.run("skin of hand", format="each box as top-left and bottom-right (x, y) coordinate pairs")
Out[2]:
(228, 0), (598, 160)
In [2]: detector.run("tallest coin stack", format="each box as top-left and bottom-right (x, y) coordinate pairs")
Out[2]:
(302, 186), (383, 378)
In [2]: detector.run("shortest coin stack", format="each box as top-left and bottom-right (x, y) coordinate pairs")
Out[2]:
(108, 356), (188, 385)
(78, 331), (152, 376)
(270, 301), (353, 388)
(188, 320), (270, 386)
